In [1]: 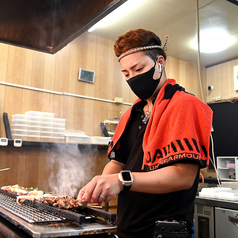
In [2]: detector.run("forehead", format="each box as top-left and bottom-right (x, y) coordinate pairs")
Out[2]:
(119, 51), (151, 69)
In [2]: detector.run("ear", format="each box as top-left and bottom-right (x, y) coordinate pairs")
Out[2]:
(156, 56), (165, 70)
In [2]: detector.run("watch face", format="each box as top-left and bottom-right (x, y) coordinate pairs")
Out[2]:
(122, 171), (131, 181)
(119, 171), (133, 190)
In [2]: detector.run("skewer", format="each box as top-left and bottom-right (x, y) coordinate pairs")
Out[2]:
(87, 204), (103, 209)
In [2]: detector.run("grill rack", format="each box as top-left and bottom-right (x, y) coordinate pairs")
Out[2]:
(0, 189), (116, 225)
(0, 193), (64, 223)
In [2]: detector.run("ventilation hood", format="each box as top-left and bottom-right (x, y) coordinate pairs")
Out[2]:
(0, 0), (127, 54)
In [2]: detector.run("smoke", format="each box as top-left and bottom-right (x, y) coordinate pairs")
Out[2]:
(48, 144), (96, 197)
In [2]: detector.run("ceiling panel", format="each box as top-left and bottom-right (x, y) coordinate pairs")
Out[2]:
(90, 0), (238, 67)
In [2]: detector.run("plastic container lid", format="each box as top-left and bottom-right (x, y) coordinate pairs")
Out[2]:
(41, 136), (54, 142)
(12, 114), (29, 120)
(27, 135), (41, 141)
(12, 134), (27, 140)
(41, 121), (54, 127)
(28, 116), (42, 122)
(41, 117), (54, 123)
(28, 130), (41, 136)
(11, 129), (28, 135)
(41, 131), (53, 137)
(28, 121), (41, 127)
(11, 124), (28, 130)
(41, 126), (54, 132)
(25, 111), (43, 116)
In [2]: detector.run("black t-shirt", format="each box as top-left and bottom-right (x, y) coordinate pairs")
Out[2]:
(114, 100), (199, 238)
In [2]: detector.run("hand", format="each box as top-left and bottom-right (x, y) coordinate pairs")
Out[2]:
(77, 174), (123, 205)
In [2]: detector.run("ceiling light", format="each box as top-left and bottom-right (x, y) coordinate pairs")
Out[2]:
(191, 29), (234, 53)
(88, 0), (144, 32)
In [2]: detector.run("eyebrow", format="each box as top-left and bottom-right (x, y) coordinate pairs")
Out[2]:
(121, 62), (140, 73)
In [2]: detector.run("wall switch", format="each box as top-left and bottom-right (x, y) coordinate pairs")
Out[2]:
(114, 97), (123, 103)
(214, 96), (221, 101)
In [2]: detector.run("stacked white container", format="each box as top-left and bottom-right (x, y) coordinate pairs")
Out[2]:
(53, 118), (66, 142)
(11, 114), (29, 140)
(40, 112), (54, 142)
(11, 111), (66, 142)
(26, 111), (43, 141)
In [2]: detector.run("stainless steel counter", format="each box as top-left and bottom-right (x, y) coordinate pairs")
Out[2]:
(0, 206), (116, 238)
(195, 196), (238, 210)
(194, 196), (238, 238)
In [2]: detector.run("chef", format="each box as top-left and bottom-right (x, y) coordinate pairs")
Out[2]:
(78, 28), (213, 238)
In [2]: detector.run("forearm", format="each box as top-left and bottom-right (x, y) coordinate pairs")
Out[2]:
(78, 162), (199, 204)
(131, 163), (199, 194)
(102, 160), (125, 175)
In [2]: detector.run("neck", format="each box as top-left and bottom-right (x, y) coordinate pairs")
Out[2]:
(146, 100), (153, 110)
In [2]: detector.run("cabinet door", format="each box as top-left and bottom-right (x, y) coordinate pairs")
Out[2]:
(215, 207), (238, 238)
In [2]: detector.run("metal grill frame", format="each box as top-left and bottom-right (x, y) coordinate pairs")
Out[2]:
(0, 189), (116, 225)
(0, 189), (117, 237)
(0, 193), (64, 223)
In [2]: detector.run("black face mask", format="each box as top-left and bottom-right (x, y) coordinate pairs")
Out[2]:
(127, 60), (163, 100)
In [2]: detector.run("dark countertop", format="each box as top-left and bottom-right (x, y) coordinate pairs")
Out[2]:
(195, 196), (238, 210)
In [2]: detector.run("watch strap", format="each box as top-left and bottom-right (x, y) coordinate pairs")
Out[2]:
(123, 184), (132, 191)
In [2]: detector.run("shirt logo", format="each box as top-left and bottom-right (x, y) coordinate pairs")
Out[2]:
(144, 138), (207, 170)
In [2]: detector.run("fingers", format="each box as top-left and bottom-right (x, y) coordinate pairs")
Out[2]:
(78, 174), (120, 205)
(77, 176), (100, 203)
(84, 176), (101, 203)
(99, 194), (106, 200)
(97, 194), (106, 205)
(77, 188), (85, 200)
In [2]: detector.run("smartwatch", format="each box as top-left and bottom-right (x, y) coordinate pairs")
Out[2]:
(118, 170), (134, 191)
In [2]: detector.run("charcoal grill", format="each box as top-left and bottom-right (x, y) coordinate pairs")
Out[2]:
(0, 189), (117, 237)
(0, 193), (63, 223)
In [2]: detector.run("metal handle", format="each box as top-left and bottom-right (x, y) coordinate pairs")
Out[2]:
(228, 215), (238, 223)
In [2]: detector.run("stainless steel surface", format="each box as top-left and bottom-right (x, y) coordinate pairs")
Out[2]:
(194, 203), (214, 238)
(215, 207), (238, 238)
(0, 193), (63, 223)
(0, 206), (116, 238)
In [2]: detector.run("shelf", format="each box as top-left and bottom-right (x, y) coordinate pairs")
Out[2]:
(217, 167), (235, 170)
(5, 140), (109, 150)
(219, 178), (235, 181)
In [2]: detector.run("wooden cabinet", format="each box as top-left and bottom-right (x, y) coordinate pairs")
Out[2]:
(0, 0), (125, 54)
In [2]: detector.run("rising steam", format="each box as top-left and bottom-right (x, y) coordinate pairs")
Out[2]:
(48, 144), (96, 197)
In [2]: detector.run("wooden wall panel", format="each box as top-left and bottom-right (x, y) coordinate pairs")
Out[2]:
(7, 46), (26, 85)
(206, 59), (238, 103)
(17, 151), (27, 186)
(166, 56), (205, 101)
